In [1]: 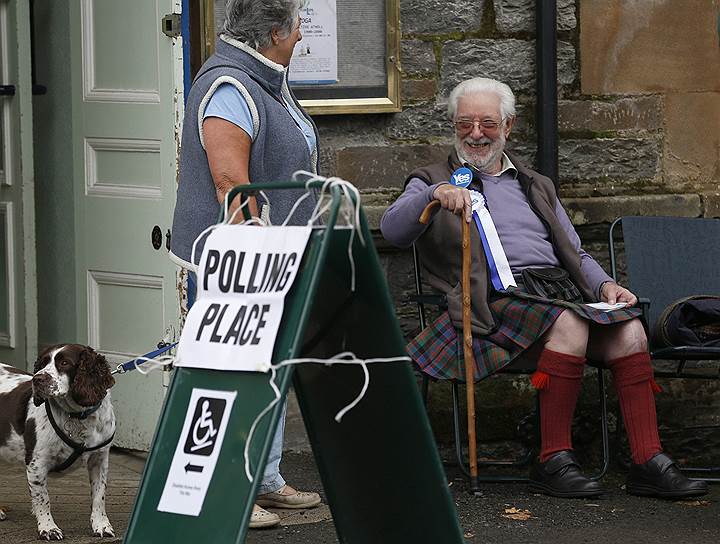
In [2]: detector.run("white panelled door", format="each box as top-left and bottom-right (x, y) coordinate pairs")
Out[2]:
(71, 0), (183, 449)
(0, 0), (35, 369)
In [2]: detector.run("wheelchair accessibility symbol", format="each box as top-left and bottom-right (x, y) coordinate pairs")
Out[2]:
(183, 397), (227, 457)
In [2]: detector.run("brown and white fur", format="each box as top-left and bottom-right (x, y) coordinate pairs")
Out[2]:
(0, 344), (116, 540)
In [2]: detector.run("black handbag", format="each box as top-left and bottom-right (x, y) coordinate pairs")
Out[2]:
(652, 295), (720, 348)
(520, 266), (583, 303)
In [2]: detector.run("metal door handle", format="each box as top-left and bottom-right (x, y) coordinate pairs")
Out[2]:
(0, 85), (16, 96)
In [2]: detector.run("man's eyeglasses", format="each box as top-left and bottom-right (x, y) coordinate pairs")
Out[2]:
(453, 118), (505, 135)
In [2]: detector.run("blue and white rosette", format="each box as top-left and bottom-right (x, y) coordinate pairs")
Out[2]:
(468, 190), (516, 291)
(449, 167), (516, 292)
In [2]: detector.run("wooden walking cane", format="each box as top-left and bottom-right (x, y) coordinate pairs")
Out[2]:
(419, 200), (479, 492)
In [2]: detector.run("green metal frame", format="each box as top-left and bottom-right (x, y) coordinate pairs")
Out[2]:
(124, 182), (465, 543)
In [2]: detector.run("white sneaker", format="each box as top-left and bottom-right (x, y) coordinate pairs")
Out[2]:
(256, 485), (322, 509)
(249, 504), (280, 529)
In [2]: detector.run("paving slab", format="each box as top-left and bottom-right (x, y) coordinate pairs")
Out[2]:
(2, 449), (720, 544)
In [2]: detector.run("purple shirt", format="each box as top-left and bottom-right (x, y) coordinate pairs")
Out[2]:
(380, 173), (613, 298)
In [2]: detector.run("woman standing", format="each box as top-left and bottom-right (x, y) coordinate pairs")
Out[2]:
(170, 0), (320, 529)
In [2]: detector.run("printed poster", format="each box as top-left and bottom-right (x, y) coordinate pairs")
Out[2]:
(175, 225), (312, 372)
(157, 388), (237, 516)
(289, 0), (338, 85)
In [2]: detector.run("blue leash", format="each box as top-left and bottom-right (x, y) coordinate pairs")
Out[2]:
(112, 342), (178, 375)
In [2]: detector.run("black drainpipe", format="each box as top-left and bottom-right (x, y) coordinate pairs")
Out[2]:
(536, 0), (558, 188)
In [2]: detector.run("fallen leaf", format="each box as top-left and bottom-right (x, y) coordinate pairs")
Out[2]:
(464, 530), (475, 538)
(502, 507), (533, 521)
(584, 503), (600, 507)
(675, 500), (711, 507)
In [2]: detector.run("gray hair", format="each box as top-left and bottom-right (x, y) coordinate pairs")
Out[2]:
(447, 77), (516, 120)
(223, 0), (305, 50)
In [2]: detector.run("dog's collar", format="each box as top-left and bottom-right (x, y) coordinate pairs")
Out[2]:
(44, 401), (114, 472)
(46, 399), (102, 419)
(68, 402), (102, 419)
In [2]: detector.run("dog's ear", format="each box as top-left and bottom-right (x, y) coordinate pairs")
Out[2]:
(33, 344), (60, 373)
(70, 347), (115, 407)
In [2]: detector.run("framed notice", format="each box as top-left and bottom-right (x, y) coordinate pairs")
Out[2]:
(208, 0), (401, 115)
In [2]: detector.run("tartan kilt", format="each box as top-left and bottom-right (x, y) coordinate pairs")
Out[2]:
(407, 293), (642, 382)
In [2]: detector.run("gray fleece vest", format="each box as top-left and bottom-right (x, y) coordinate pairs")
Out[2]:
(408, 151), (595, 335)
(170, 36), (319, 267)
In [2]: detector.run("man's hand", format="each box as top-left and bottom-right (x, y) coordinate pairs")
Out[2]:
(600, 281), (637, 306)
(432, 184), (472, 223)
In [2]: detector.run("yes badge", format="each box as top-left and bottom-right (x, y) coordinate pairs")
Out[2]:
(450, 167), (473, 188)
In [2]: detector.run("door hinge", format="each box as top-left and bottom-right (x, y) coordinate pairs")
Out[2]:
(161, 13), (181, 38)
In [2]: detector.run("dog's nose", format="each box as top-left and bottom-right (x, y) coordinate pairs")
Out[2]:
(32, 373), (52, 390)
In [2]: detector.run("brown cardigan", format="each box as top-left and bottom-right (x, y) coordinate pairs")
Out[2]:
(408, 151), (595, 335)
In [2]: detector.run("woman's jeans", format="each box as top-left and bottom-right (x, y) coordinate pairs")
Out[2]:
(188, 271), (286, 494)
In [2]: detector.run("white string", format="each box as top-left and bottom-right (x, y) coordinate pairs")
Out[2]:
(291, 171), (366, 291)
(131, 355), (175, 375)
(120, 349), (410, 485)
(112, 354), (175, 376)
(241, 352), (410, 483)
(190, 194), (269, 273)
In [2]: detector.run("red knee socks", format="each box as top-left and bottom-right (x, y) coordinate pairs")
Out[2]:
(606, 351), (662, 465)
(531, 348), (586, 463)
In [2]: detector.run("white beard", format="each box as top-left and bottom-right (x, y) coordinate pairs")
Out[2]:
(454, 134), (506, 174)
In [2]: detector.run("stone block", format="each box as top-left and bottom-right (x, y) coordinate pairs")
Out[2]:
(563, 194), (702, 226)
(701, 191), (720, 219)
(363, 205), (388, 231)
(400, 0), (485, 35)
(493, 0), (576, 33)
(664, 92), (720, 184)
(558, 138), (659, 182)
(319, 147), (337, 177)
(316, 115), (387, 147)
(336, 144), (449, 190)
(386, 103), (453, 141)
(402, 78), (437, 103)
(440, 39), (576, 97)
(400, 39), (436, 76)
(558, 97), (663, 133)
(580, 0), (720, 94)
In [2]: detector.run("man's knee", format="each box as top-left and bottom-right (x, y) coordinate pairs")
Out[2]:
(544, 310), (589, 355)
(614, 319), (648, 355)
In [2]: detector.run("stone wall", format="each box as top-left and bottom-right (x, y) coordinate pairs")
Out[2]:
(313, 0), (720, 462)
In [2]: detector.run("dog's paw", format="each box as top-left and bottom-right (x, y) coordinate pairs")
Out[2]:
(91, 516), (114, 538)
(92, 525), (115, 538)
(0, 507), (7, 521)
(38, 525), (63, 540)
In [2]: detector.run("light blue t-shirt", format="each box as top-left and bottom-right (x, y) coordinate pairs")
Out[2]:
(203, 83), (316, 154)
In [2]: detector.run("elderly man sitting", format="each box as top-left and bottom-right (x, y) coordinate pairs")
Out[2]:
(380, 77), (707, 499)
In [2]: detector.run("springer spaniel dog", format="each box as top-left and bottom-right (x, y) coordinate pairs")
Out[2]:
(0, 344), (116, 540)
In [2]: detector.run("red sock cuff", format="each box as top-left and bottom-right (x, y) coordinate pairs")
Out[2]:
(608, 351), (662, 392)
(536, 349), (586, 378)
(531, 349), (586, 389)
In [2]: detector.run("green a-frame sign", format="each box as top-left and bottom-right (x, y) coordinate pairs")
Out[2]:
(124, 182), (464, 543)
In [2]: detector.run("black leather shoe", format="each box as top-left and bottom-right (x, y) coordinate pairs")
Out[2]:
(529, 451), (606, 498)
(626, 452), (708, 499)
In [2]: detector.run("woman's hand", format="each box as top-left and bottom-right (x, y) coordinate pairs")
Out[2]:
(203, 117), (258, 223)
(432, 184), (472, 223)
(600, 281), (638, 306)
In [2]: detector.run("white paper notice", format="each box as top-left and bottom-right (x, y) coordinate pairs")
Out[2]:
(289, 0), (338, 84)
(175, 225), (311, 372)
(157, 388), (237, 516)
